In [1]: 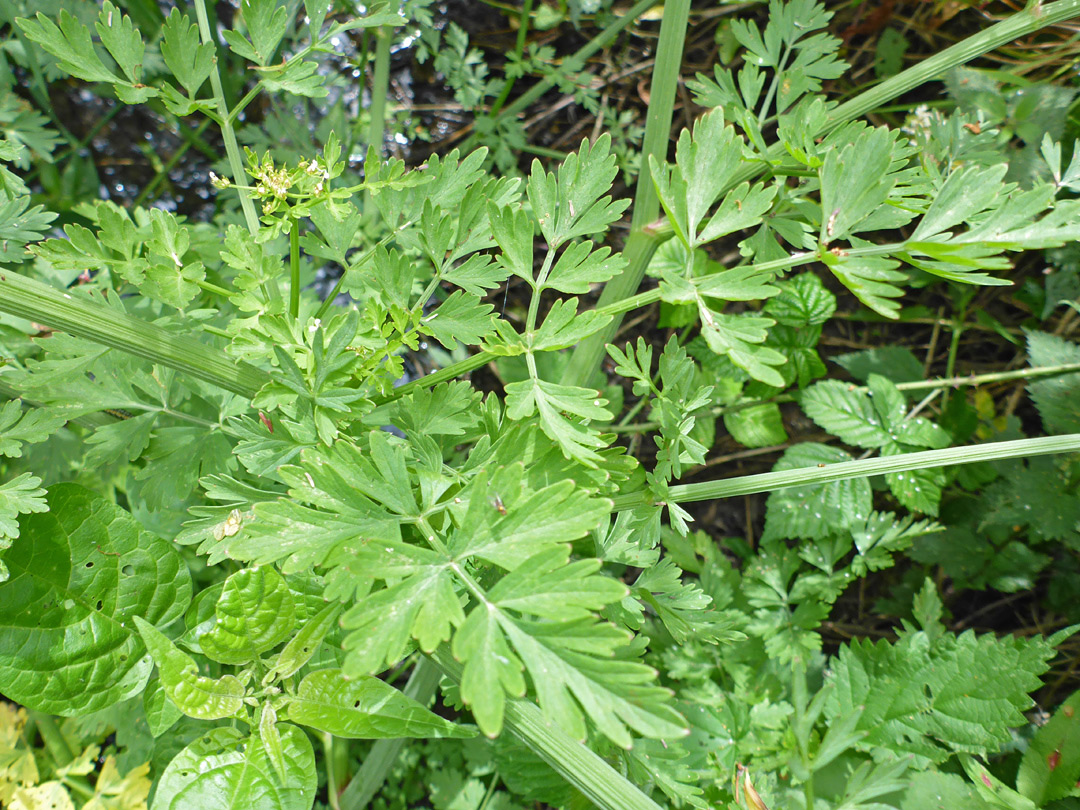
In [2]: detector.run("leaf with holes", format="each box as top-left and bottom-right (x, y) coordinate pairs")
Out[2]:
(0, 484), (191, 715)
(285, 668), (474, 739)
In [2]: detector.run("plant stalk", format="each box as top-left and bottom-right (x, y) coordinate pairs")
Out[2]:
(192, 0), (261, 236)
(290, 217), (302, 319)
(338, 659), (442, 810)
(611, 432), (1080, 511)
(562, 0), (690, 389)
(0, 271), (269, 398)
(426, 648), (666, 810)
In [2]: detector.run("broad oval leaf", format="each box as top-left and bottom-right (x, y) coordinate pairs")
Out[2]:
(0, 483), (192, 715)
(151, 726), (316, 810)
(199, 566), (296, 665)
(135, 617), (245, 720)
(285, 668), (474, 739)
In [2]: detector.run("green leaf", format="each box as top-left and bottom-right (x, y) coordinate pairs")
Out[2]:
(135, 617), (245, 720)
(264, 601), (341, 684)
(723, 402), (788, 449)
(505, 378), (612, 466)
(819, 127), (900, 243)
(1016, 689), (1080, 805)
(340, 544), (461, 674)
(0, 484), (192, 715)
(764, 272), (837, 327)
(95, 1), (146, 84)
(0, 473), (47, 547)
(453, 548), (683, 747)
(151, 726), (316, 810)
(160, 9), (214, 96)
(223, 0), (289, 66)
(285, 668), (474, 739)
(17, 11), (122, 84)
(532, 298), (612, 351)
(825, 598), (1057, 765)
(143, 678), (183, 738)
(543, 241), (626, 295)
(420, 291), (496, 349)
(762, 443), (872, 542)
(198, 566), (297, 665)
(527, 135), (629, 249)
(800, 379), (894, 449)
(833, 346), (924, 384)
(0, 400), (65, 458)
(821, 250), (906, 319)
(698, 309), (786, 387)
(1026, 330), (1080, 433)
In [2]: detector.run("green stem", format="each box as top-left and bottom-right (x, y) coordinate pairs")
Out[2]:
(611, 432), (1080, 511)
(613, 361), (1080, 434)
(363, 26), (392, 222)
(791, 661), (815, 809)
(338, 659), (442, 810)
(324, 733), (343, 810)
(488, 0), (534, 117)
(29, 711), (76, 765)
(0, 271), (269, 398)
(290, 217), (301, 319)
(942, 291), (971, 410)
(198, 278), (235, 299)
(562, 0), (690, 389)
(426, 648), (666, 810)
(192, 0), (261, 236)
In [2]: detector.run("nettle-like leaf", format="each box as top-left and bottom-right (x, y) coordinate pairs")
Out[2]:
(0, 484), (192, 715)
(134, 617), (245, 720)
(824, 580), (1059, 766)
(198, 566), (297, 665)
(284, 668), (474, 739)
(800, 375), (951, 514)
(761, 444), (871, 542)
(151, 726), (316, 810)
(1017, 689), (1080, 806)
(1026, 330), (1080, 434)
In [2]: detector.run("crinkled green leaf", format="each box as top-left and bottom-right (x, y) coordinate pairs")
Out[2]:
(151, 726), (316, 810)
(198, 566), (297, 665)
(135, 617), (245, 720)
(0, 484), (192, 715)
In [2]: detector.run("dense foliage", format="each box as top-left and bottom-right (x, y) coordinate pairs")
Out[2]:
(1, 1), (1080, 809)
